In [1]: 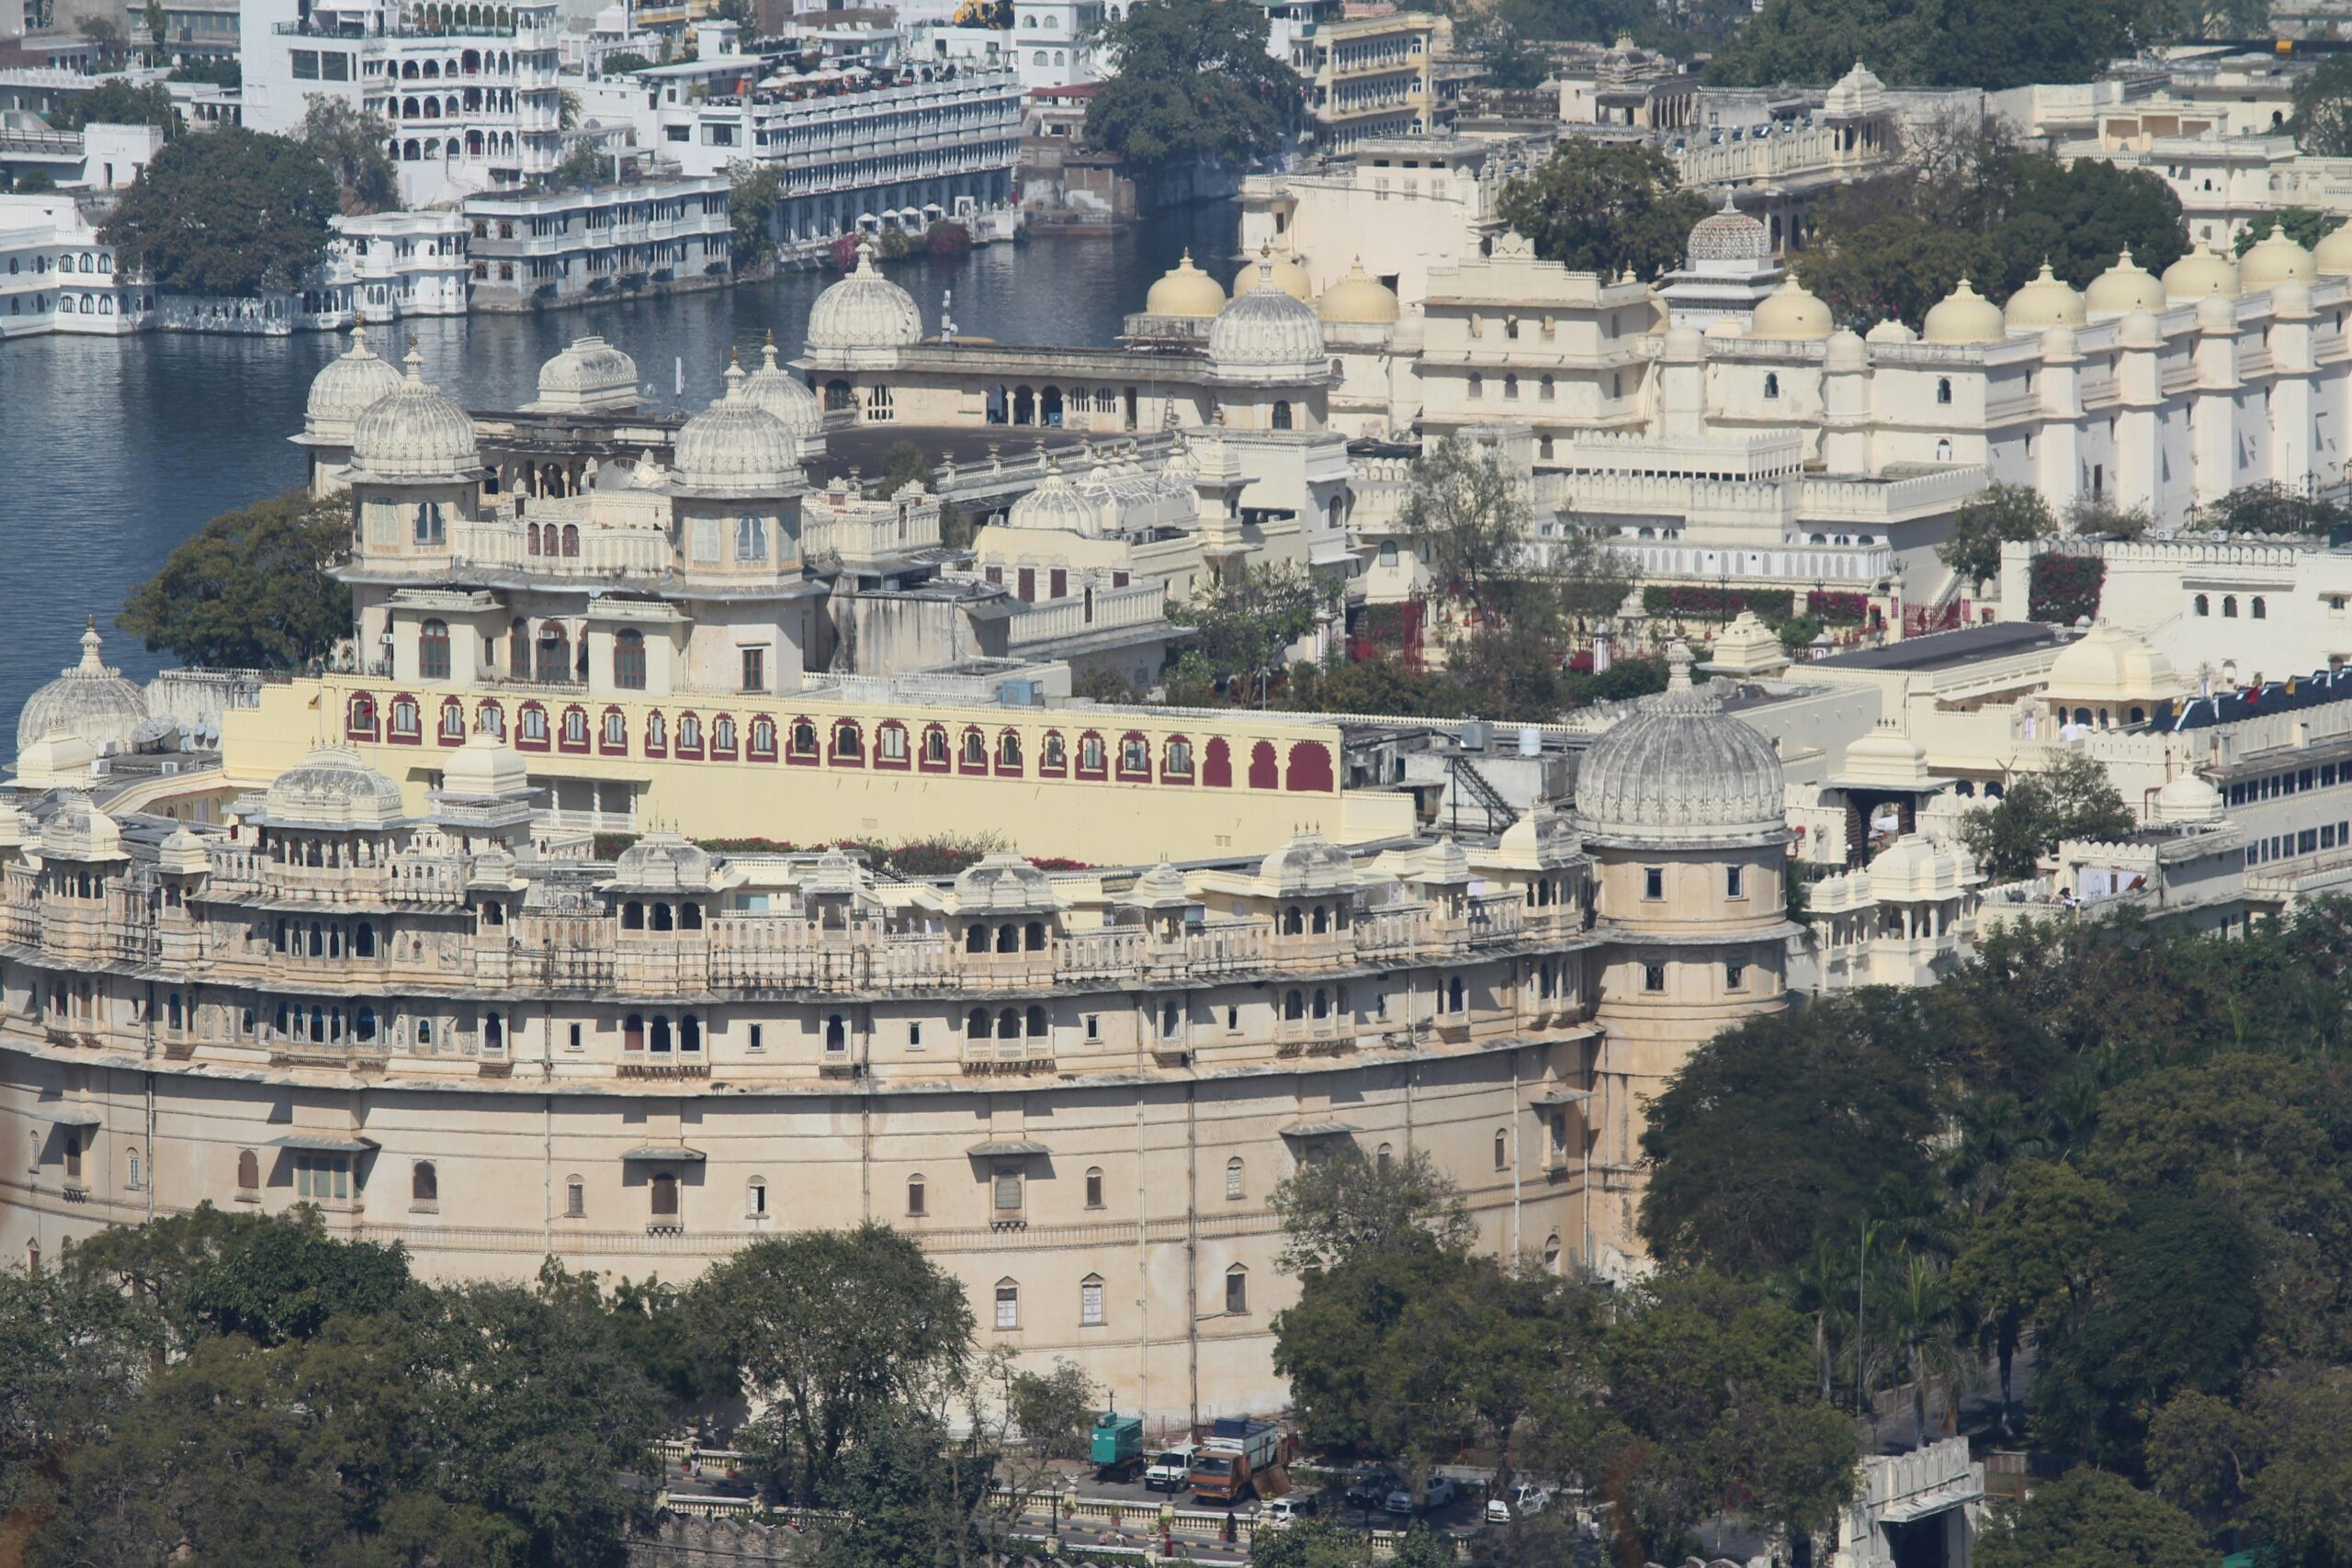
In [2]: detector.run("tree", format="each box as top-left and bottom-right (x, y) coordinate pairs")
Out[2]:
(1639, 989), (1945, 1278)
(869, 437), (967, 547)
(1705, 0), (2141, 91)
(1960, 750), (2134, 882)
(2196, 480), (2347, 535)
(1974, 1469), (2205, 1568)
(101, 125), (338, 298)
(1951, 1160), (2125, 1435)
(811, 1406), (996, 1568)
(119, 489), (353, 670)
(12, 169), (57, 194)
(170, 57), (242, 87)
(2292, 57), (2352, 158)
(1084, 0), (1300, 178)
(1939, 484), (2052, 590)
(688, 1224), (975, 1504)
(49, 78), (179, 135)
(2235, 208), (2335, 254)
(0, 1265), (156, 1527)
(77, 14), (129, 67)
(600, 50), (653, 73)
(300, 96), (399, 214)
(2062, 492), (2153, 541)
(1269, 1144), (1475, 1274)
(728, 159), (784, 268)
(1496, 141), (1709, 280)
(2153, 1371), (2352, 1563)
(145, 0), (164, 49)
(1398, 436), (1535, 625)
(1172, 562), (1329, 697)
(550, 137), (609, 189)
(1004, 1358), (1095, 1460)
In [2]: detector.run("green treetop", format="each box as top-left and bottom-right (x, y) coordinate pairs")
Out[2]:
(1084, 0), (1300, 177)
(101, 125), (339, 298)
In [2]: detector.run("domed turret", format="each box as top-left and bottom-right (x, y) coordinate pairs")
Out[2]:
(349, 341), (481, 482)
(2043, 620), (2182, 715)
(2239, 221), (2316, 292)
(1316, 259), (1400, 325)
(1230, 244), (1312, 302)
(1686, 193), (1771, 266)
(263, 745), (408, 829)
(1004, 456), (1101, 535)
(2161, 243), (2239, 302)
(2152, 773), (2225, 825)
(2315, 220), (2352, 276)
(672, 357), (800, 495)
(40, 793), (124, 863)
(440, 730), (533, 800)
(1921, 277), (2005, 344)
(1145, 249), (1227, 318)
(1257, 831), (1359, 894)
(1750, 276), (1833, 341)
(2003, 261), (2086, 331)
(1208, 260), (1328, 377)
(609, 829), (714, 891)
(805, 240), (922, 353)
(17, 618), (147, 756)
(741, 333), (826, 451)
(955, 851), (1059, 910)
(2085, 247), (2165, 316)
(302, 322), (405, 446)
(1864, 318), (1917, 344)
(532, 333), (639, 412)
(1572, 643), (1785, 847)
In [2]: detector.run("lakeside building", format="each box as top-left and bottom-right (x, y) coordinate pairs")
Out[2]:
(0, 189), (152, 338)
(458, 173), (730, 308)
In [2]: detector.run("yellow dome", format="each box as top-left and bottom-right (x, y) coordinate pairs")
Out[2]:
(1232, 244), (1313, 303)
(2240, 221), (2316, 292)
(2161, 242), (2239, 302)
(2315, 220), (2352, 276)
(1145, 249), (1227, 319)
(1316, 258), (1399, 324)
(1750, 276), (1833, 341)
(1921, 277), (2006, 344)
(2003, 261), (2086, 330)
(2085, 247), (2165, 316)
(2044, 620), (2184, 710)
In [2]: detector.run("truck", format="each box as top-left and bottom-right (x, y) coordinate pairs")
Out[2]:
(1186, 1417), (1286, 1505)
(1089, 1410), (1145, 1483)
(1145, 1442), (1196, 1492)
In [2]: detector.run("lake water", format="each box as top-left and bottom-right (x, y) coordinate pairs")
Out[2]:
(0, 200), (1239, 742)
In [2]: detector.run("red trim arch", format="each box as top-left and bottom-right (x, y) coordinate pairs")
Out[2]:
(1161, 733), (1194, 784)
(643, 710), (668, 758)
(346, 692), (379, 741)
(1114, 730), (1152, 783)
(1038, 728), (1068, 777)
(389, 693), (422, 745)
(474, 697), (503, 740)
(1075, 729), (1108, 781)
(560, 704), (591, 755)
(515, 700), (550, 752)
(918, 722), (951, 774)
(1247, 739), (1278, 790)
(1203, 736), (1232, 788)
(675, 711), (705, 760)
(994, 728), (1024, 776)
(957, 725), (989, 776)
(599, 706), (628, 756)
(831, 718), (865, 767)
(749, 715), (778, 761)
(436, 697), (466, 748)
(786, 716), (820, 767)
(710, 713), (739, 761)
(875, 719), (910, 772)
(1285, 740), (1335, 793)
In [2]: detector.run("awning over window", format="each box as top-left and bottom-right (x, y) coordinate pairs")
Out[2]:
(1531, 1088), (1591, 1107)
(34, 1106), (103, 1128)
(268, 1133), (379, 1154)
(621, 1145), (707, 1162)
(1279, 1120), (1361, 1139)
(967, 1138), (1048, 1158)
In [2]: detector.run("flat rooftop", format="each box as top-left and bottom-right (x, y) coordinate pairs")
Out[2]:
(1813, 621), (2064, 674)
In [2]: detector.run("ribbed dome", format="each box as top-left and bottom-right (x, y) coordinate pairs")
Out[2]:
(263, 745), (407, 829)
(2316, 220), (2352, 276)
(1145, 249), (1227, 318)
(2044, 620), (2180, 705)
(1005, 457), (1100, 534)
(609, 829), (713, 890)
(2003, 262), (2086, 330)
(40, 793), (124, 862)
(1750, 276), (1833, 341)
(1208, 265), (1328, 373)
(350, 343), (481, 481)
(534, 333), (639, 412)
(1257, 831), (1358, 893)
(303, 322), (404, 444)
(1921, 277), (2006, 344)
(955, 851), (1058, 910)
(2085, 248), (2165, 316)
(805, 240), (922, 351)
(1230, 245), (1312, 302)
(1687, 193), (1771, 265)
(673, 359), (800, 494)
(741, 335), (826, 446)
(2153, 773), (2224, 825)
(2240, 221), (2316, 292)
(2162, 243), (2239, 302)
(1573, 644), (1785, 847)
(17, 619), (148, 755)
(1316, 258), (1400, 324)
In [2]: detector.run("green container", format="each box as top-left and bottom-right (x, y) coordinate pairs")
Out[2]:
(1090, 1412), (1143, 1467)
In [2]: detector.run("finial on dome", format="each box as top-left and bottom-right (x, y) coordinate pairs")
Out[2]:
(403, 339), (424, 378)
(77, 615), (103, 672)
(352, 320), (369, 352)
(1667, 639), (1693, 692)
(723, 357), (746, 398)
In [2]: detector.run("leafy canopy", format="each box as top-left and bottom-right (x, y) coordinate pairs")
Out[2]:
(1084, 0), (1299, 176)
(1496, 141), (1710, 281)
(102, 125), (339, 298)
(1959, 750), (2135, 882)
(119, 489), (354, 670)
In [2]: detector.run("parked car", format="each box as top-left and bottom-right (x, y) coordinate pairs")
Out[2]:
(1346, 1471), (1400, 1511)
(1487, 1483), (1555, 1525)
(1385, 1476), (1456, 1515)
(1262, 1495), (1320, 1530)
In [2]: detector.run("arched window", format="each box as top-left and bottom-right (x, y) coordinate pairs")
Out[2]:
(1272, 400), (1293, 429)
(1936, 377), (1953, 405)
(613, 628), (646, 689)
(833, 720), (863, 761)
(237, 1149), (259, 1192)
(967, 1008), (991, 1039)
(418, 618), (451, 679)
(650, 1172), (678, 1219)
(1377, 1143), (1394, 1172)
(1540, 374), (1555, 400)
(1225, 1265), (1249, 1314)
(1467, 372), (1483, 399)
(1494, 1129), (1508, 1169)
(413, 501), (444, 544)
(1084, 1166), (1104, 1208)
(602, 709), (628, 749)
(1503, 374), (1519, 400)
(2224, 595), (2239, 617)
(1080, 1273), (1105, 1325)
(1763, 372), (1780, 400)
(1226, 1156), (1244, 1199)
(922, 725), (949, 765)
(961, 728), (987, 767)
(735, 515), (766, 560)
(561, 525), (579, 558)
(994, 1279), (1020, 1329)
(356, 1005), (377, 1042)
(997, 729), (1022, 770)
(2253, 596), (2267, 619)
(413, 1160), (437, 1203)
(907, 1174), (926, 1214)
(1026, 1003), (1047, 1036)
(2195, 593), (2211, 616)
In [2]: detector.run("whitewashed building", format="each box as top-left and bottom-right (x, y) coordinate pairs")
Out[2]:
(0, 191), (152, 339)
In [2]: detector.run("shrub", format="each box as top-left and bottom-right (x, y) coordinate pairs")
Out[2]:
(2029, 554), (2105, 625)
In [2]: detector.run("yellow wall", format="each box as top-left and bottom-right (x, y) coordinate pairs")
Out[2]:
(218, 676), (1413, 863)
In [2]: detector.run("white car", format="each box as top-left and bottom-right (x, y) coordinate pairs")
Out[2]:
(1261, 1495), (1319, 1530)
(1385, 1476), (1456, 1515)
(1487, 1483), (1554, 1525)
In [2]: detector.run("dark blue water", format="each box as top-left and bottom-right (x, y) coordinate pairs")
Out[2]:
(0, 202), (1238, 741)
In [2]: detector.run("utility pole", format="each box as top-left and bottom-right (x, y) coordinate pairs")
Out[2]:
(1856, 1218), (1870, 1422)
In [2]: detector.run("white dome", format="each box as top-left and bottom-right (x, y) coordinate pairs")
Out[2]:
(263, 745), (407, 829)
(1316, 259), (1400, 325)
(1145, 249), (1227, 318)
(1573, 643), (1785, 847)
(350, 343), (481, 482)
(805, 240), (922, 352)
(1921, 277), (2006, 344)
(1208, 262), (1328, 375)
(1005, 456), (1100, 534)
(741, 334), (826, 447)
(2085, 247), (2165, 317)
(441, 731), (532, 799)
(1750, 276), (1833, 341)
(1865, 318), (1917, 344)
(2161, 243), (2240, 302)
(955, 851), (1059, 910)
(2152, 773), (2224, 825)
(609, 829), (713, 890)
(533, 333), (639, 412)
(1686, 193), (1770, 265)
(17, 619), (147, 755)
(2239, 222), (2315, 292)
(39, 793), (124, 862)
(1256, 831), (1359, 894)
(2044, 620), (2180, 705)
(673, 359), (801, 495)
(2315, 220), (2352, 276)
(2003, 262), (2086, 331)
(303, 322), (405, 445)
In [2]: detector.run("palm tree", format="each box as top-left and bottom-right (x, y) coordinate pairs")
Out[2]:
(1780, 1243), (1852, 1404)
(1875, 1253), (1976, 1450)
